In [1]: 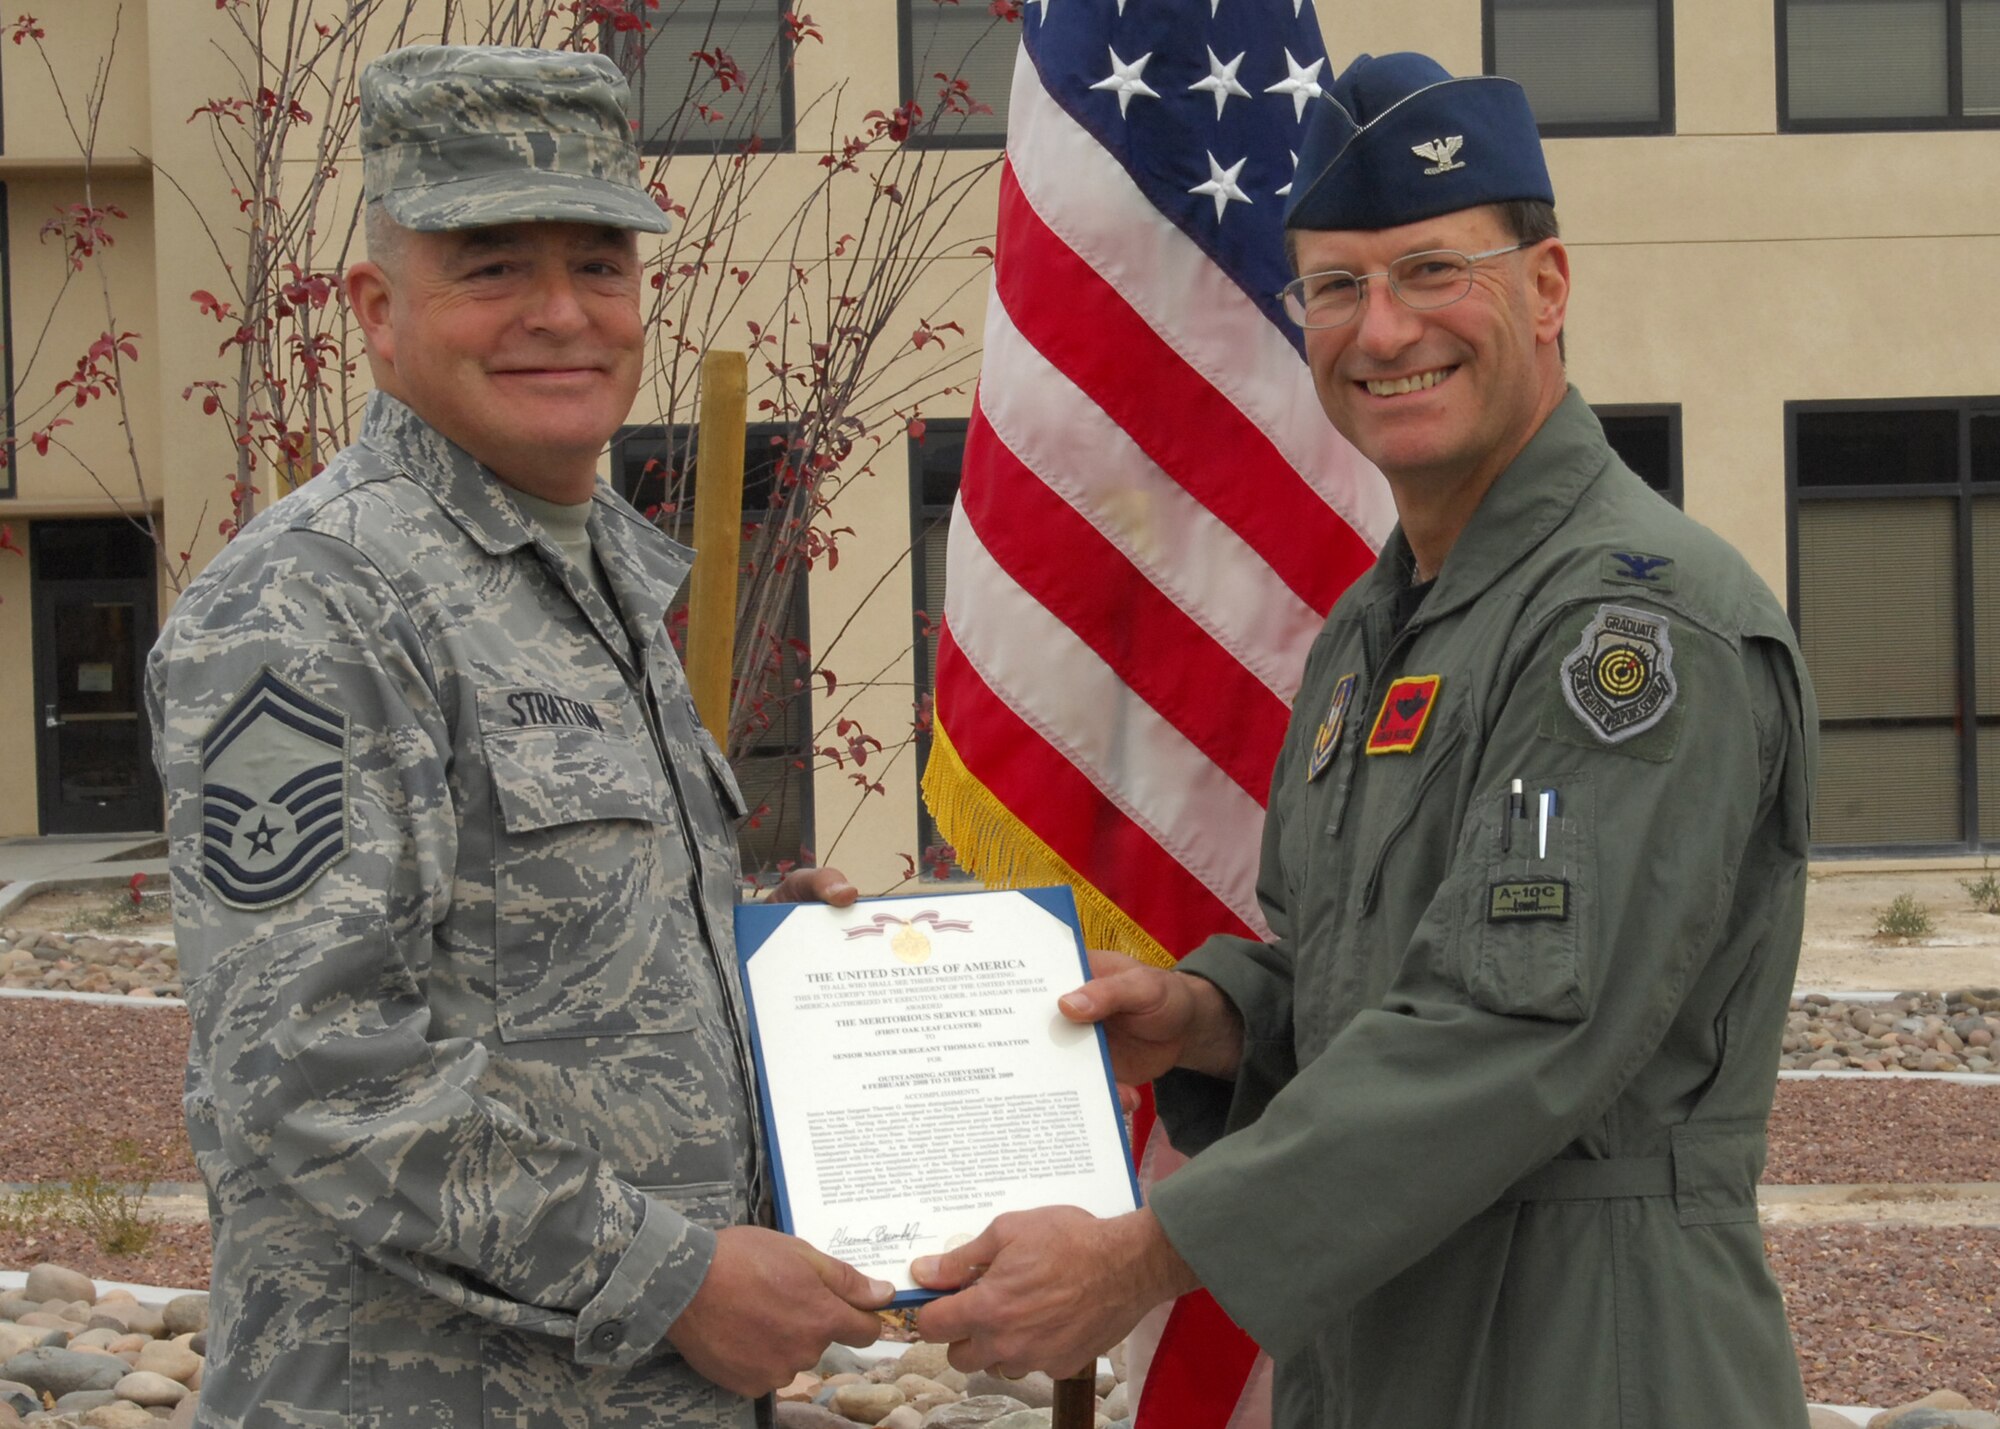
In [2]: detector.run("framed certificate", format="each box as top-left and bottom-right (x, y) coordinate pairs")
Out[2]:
(735, 887), (1142, 1306)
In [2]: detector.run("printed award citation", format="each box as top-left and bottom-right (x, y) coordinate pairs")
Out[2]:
(734, 887), (1141, 1305)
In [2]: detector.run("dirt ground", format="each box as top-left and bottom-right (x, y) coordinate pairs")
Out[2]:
(1799, 867), (2000, 992)
(2, 880), (174, 942)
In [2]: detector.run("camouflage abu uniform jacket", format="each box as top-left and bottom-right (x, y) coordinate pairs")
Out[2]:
(1150, 390), (1819, 1429)
(148, 392), (762, 1427)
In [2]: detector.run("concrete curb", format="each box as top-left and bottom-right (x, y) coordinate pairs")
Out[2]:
(0, 867), (172, 925)
(1780, 1069), (2000, 1085)
(0, 987), (183, 1010)
(1761, 1181), (2000, 1203)
(0, 1268), (197, 1307)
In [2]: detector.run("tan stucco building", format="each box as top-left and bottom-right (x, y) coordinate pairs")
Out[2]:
(4, 0), (1996, 875)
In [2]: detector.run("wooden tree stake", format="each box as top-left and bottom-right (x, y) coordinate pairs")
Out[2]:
(688, 349), (748, 744)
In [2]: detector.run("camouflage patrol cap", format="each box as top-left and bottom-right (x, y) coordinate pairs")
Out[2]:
(360, 45), (670, 234)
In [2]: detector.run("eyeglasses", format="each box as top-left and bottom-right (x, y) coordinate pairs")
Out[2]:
(1277, 243), (1530, 329)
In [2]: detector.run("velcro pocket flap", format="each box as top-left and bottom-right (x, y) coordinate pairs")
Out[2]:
(1671, 1119), (1765, 1226)
(484, 725), (667, 833)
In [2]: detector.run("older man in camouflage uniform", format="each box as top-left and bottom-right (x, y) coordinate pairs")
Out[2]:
(147, 46), (890, 1427)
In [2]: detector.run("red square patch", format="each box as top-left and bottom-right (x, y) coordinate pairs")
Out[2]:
(1366, 675), (1442, 755)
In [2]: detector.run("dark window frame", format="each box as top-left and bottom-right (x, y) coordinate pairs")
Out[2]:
(897, 0), (1012, 150)
(1, 184), (14, 500)
(604, 2), (798, 158)
(1777, 0), (2000, 132)
(1595, 402), (1684, 507)
(909, 418), (975, 878)
(1482, 0), (1677, 137)
(610, 421), (816, 880)
(1786, 395), (2000, 856)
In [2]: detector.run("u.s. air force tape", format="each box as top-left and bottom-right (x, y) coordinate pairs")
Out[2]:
(199, 668), (351, 910)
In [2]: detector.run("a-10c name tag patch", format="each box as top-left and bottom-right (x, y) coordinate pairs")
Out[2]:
(1489, 879), (1569, 922)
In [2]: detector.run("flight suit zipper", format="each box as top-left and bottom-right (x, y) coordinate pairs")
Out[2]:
(1357, 719), (1466, 917)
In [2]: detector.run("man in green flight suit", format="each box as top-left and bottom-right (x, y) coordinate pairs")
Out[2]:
(912, 50), (1820, 1429)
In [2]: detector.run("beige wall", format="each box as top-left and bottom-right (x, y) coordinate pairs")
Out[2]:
(3, 0), (1997, 864)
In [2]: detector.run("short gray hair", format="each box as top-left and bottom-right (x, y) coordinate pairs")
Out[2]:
(364, 200), (407, 273)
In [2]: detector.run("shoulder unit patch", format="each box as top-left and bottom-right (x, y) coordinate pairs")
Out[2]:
(199, 669), (350, 910)
(1560, 603), (1677, 745)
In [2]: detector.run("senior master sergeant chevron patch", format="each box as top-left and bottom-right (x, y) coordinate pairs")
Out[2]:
(199, 668), (350, 909)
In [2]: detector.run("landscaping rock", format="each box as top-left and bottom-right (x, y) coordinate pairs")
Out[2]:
(157, 1301), (205, 1340)
(110, 1371), (184, 1407)
(20, 1272), (91, 1312)
(920, 1397), (1030, 1429)
(0, 1347), (125, 1397)
(963, 1373), (1053, 1410)
(80, 1405), (155, 1429)
(830, 1383), (904, 1423)
(776, 1405), (856, 1429)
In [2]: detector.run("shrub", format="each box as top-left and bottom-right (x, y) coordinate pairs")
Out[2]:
(1963, 870), (2000, 915)
(1875, 893), (1934, 940)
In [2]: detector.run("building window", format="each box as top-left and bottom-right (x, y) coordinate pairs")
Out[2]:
(608, 1), (793, 154)
(1596, 404), (1683, 507)
(1780, 0), (2000, 129)
(613, 424), (814, 880)
(1789, 399), (2000, 850)
(900, 0), (1014, 146)
(911, 421), (973, 877)
(1485, 0), (1674, 135)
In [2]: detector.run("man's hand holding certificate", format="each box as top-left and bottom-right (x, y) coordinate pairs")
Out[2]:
(735, 888), (1143, 1303)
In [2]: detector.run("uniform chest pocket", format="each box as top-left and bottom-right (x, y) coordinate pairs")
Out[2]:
(484, 721), (700, 1042)
(1458, 773), (1595, 1022)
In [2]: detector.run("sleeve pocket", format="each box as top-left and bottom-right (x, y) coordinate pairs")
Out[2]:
(1462, 774), (1595, 1022)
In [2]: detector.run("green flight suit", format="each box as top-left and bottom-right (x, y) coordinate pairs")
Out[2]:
(1149, 389), (1818, 1429)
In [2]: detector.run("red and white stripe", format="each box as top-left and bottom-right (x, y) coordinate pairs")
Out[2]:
(932, 46), (1392, 1429)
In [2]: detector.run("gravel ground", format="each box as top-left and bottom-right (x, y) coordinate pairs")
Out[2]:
(1768, 1224), (2000, 1409)
(7, 1002), (1992, 1191)
(1, 1003), (1996, 1410)
(0, 1218), (211, 1290)
(1766, 1077), (2000, 1186)
(0, 999), (196, 1183)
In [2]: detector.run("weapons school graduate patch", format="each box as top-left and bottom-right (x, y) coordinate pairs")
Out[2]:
(200, 668), (350, 910)
(1366, 674), (1441, 755)
(1308, 673), (1358, 782)
(1561, 603), (1678, 745)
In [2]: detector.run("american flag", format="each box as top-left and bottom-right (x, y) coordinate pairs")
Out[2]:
(921, 0), (1392, 1423)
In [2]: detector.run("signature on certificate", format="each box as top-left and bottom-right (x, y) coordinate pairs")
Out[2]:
(826, 1223), (926, 1253)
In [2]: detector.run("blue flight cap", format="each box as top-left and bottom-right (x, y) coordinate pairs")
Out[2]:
(1283, 52), (1553, 233)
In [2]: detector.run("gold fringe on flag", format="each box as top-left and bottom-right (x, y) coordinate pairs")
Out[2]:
(922, 716), (1176, 970)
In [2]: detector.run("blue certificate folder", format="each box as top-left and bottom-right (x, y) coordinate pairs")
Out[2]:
(734, 885), (1142, 1307)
